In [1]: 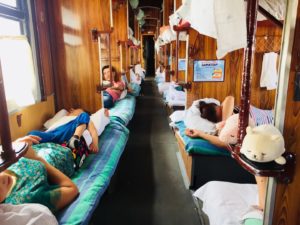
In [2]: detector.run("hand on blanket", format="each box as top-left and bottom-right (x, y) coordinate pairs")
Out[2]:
(185, 128), (203, 138)
(89, 143), (99, 153)
(15, 135), (41, 146)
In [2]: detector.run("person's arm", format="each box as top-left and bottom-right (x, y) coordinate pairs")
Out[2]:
(185, 128), (228, 148)
(110, 81), (125, 91)
(87, 121), (99, 153)
(15, 135), (41, 145)
(24, 147), (78, 210)
(221, 96), (235, 121)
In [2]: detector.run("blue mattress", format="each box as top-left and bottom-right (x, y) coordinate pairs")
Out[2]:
(109, 95), (136, 126)
(57, 120), (129, 225)
(128, 83), (141, 97)
(175, 121), (229, 156)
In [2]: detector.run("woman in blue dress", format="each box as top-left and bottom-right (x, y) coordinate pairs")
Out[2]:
(0, 135), (78, 212)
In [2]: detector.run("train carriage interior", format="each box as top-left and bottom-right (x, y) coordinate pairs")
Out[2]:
(0, 0), (300, 225)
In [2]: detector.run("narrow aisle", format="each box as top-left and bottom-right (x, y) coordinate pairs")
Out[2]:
(91, 79), (200, 225)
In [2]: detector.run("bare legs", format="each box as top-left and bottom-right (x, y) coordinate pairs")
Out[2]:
(255, 176), (268, 211)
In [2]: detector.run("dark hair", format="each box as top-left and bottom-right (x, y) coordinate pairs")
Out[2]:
(83, 109), (91, 116)
(199, 101), (218, 123)
(102, 65), (119, 81)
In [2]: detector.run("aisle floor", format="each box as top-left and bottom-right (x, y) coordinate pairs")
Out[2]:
(90, 79), (201, 225)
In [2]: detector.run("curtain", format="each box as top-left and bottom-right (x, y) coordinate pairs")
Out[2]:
(0, 36), (40, 112)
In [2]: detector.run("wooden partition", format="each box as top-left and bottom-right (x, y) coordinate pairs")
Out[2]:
(111, 2), (128, 72)
(47, 0), (111, 112)
(47, 0), (128, 112)
(186, 22), (282, 109)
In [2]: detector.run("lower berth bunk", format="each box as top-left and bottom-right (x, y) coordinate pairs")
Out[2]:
(174, 121), (255, 190)
(57, 120), (129, 225)
(109, 94), (137, 126)
(193, 181), (262, 225)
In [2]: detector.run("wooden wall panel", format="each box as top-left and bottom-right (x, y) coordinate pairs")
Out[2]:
(47, 0), (110, 112)
(186, 23), (281, 109)
(175, 0), (181, 10)
(111, 2), (128, 72)
(273, 3), (300, 225)
(163, 0), (173, 26)
(33, 0), (54, 96)
(9, 96), (55, 140)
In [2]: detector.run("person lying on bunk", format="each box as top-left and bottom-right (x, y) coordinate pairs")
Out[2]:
(0, 135), (79, 212)
(129, 64), (142, 85)
(185, 96), (234, 148)
(102, 65), (126, 109)
(155, 62), (165, 83)
(185, 96), (268, 211)
(29, 108), (98, 153)
(29, 108), (99, 169)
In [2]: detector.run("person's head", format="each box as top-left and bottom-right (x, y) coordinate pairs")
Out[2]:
(0, 171), (14, 202)
(102, 65), (117, 81)
(199, 101), (221, 123)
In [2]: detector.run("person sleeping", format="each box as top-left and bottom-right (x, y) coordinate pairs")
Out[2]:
(0, 135), (78, 213)
(184, 96), (234, 145)
(185, 96), (267, 212)
(29, 108), (99, 153)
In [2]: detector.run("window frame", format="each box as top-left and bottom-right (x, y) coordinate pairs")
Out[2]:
(0, 0), (45, 107)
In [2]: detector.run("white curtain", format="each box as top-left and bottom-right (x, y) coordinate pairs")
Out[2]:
(0, 36), (40, 112)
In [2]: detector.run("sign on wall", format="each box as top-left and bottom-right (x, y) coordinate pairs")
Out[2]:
(178, 58), (186, 71)
(193, 60), (225, 82)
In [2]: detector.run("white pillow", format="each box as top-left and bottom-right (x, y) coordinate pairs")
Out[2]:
(193, 181), (258, 225)
(184, 112), (216, 134)
(183, 98), (221, 134)
(119, 89), (127, 100)
(47, 116), (76, 131)
(169, 110), (185, 122)
(90, 108), (110, 136)
(43, 109), (68, 129)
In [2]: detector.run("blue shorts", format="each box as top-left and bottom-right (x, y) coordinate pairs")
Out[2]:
(103, 91), (114, 109)
(29, 112), (90, 144)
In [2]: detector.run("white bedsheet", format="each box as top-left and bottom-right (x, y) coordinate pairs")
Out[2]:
(0, 203), (58, 225)
(193, 181), (260, 225)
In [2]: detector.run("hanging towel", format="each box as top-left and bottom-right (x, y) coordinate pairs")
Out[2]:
(188, 0), (217, 38)
(180, 0), (247, 58)
(177, 0), (192, 20)
(260, 52), (278, 90)
(214, 0), (247, 59)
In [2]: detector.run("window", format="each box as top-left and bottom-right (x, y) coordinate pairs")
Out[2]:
(0, 0), (41, 113)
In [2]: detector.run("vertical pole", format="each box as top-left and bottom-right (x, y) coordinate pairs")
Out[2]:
(175, 31), (179, 82)
(108, 33), (112, 82)
(185, 33), (189, 84)
(0, 60), (15, 161)
(97, 35), (104, 107)
(237, 0), (258, 147)
(119, 43), (123, 72)
(109, 0), (113, 28)
(126, 43), (129, 74)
